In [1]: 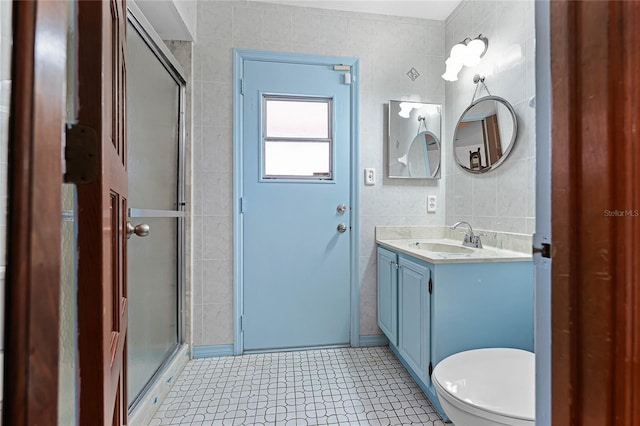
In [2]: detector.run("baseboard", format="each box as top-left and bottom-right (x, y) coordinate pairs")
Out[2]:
(191, 344), (234, 358)
(192, 338), (387, 357)
(359, 334), (389, 347)
(128, 344), (189, 426)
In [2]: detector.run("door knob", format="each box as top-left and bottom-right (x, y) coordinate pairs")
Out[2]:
(337, 204), (347, 214)
(127, 222), (150, 239)
(337, 223), (348, 233)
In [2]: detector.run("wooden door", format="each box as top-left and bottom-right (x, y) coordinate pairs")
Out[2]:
(76, 1), (128, 424)
(551, 1), (640, 424)
(3, 1), (67, 424)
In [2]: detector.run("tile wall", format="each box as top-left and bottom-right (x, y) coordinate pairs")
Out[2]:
(191, 0), (447, 346)
(443, 0), (536, 234)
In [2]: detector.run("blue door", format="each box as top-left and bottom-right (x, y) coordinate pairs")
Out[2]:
(241, 55), (353, 351)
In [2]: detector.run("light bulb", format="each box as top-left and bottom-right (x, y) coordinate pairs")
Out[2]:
(462, 53), (481, 67)
(462, 38), (486, 66)
(398, 102), (413, 118)
(450, 42), (467, 59)
(441, 57), (463, 81)
(467, 38), (486, 56)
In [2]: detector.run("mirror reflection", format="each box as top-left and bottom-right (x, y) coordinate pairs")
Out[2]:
(453, 96), (517, 173)
(388, 101), (441, 179)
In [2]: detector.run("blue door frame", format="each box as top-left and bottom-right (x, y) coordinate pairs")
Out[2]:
(232, 49), (360, 355)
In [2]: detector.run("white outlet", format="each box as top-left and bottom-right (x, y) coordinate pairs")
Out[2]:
(427, 195), (437, 213)
(364, 168), (376, 185)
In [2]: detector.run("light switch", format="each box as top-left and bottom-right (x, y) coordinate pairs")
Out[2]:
(427, 195), (437, 213)
(364, 168), (375, 185)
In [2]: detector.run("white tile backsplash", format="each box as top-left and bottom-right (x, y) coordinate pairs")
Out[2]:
(377, 225), (531, 255)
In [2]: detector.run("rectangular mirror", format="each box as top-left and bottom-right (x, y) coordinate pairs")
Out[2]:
(388, 100), (442, 179)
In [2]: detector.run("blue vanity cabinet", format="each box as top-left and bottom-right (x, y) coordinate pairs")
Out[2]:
(397, 256), (431, 380)
(377, 247), (398, 345)
(376, 243), (534, 420)
(430, 261), (534, 367)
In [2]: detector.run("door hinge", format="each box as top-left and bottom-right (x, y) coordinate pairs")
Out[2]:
(240, 197), (245, 213)
(428, 362), (433, 377)
(240, 78), (244, 95)
(64, 124), (99, 184)
(428, 277), (433, 294)
(240, 315), (244, 331)
(532, 242), (551, 258)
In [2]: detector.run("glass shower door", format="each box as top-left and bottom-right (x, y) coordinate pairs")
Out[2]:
(126, 19), (184, 409)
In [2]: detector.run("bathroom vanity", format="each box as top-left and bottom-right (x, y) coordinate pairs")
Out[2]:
(376, 230), (533, 419)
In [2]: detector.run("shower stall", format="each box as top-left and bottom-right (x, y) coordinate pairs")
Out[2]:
(125, 6), (187, 414)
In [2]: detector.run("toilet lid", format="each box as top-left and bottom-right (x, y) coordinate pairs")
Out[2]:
(432, 348), (535, 421)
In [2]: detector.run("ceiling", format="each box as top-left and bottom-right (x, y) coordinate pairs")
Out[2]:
(258, 0), (462, 21)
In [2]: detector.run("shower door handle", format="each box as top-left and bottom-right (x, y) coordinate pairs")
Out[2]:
(127, 222), (150, 239)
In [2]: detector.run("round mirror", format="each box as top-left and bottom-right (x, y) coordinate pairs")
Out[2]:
(453, 95), (518, 173)
(405, 131), (441, 177)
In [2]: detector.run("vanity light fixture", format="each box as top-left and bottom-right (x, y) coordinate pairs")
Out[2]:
(441, 34), (489, 81)
(398, 101), (423, 118)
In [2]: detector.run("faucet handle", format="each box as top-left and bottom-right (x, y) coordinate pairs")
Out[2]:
(469, 234), (484, 249)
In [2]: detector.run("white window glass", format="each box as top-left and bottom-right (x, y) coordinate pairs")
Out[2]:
(265, 98), (329, 139)
(263, 96), (333, 180)
(264, 141), (330, 177)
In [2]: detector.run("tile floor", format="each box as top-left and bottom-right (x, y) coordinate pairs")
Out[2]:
(150, 346), (447, 425)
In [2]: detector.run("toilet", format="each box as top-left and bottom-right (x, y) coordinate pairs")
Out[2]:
(432, 348), (535, 426)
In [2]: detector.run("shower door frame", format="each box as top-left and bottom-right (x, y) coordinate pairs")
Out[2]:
(125, 2), (187, 413)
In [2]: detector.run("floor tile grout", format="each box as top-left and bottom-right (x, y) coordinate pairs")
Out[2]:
(149, 346), (446, 426)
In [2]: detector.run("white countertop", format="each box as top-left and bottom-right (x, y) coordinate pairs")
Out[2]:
(376, 237), (532, 264)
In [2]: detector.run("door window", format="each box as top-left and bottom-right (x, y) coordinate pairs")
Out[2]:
(262, 96), (333, 180)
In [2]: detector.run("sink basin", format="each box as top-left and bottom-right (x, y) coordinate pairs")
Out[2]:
(409, 242), (475, 254)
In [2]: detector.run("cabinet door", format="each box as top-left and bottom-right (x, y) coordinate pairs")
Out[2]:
(398, 256), (430, 379)
(377, 247), (398, 345)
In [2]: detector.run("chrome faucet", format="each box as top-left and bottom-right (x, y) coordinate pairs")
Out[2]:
(451, 221), (483, 248)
